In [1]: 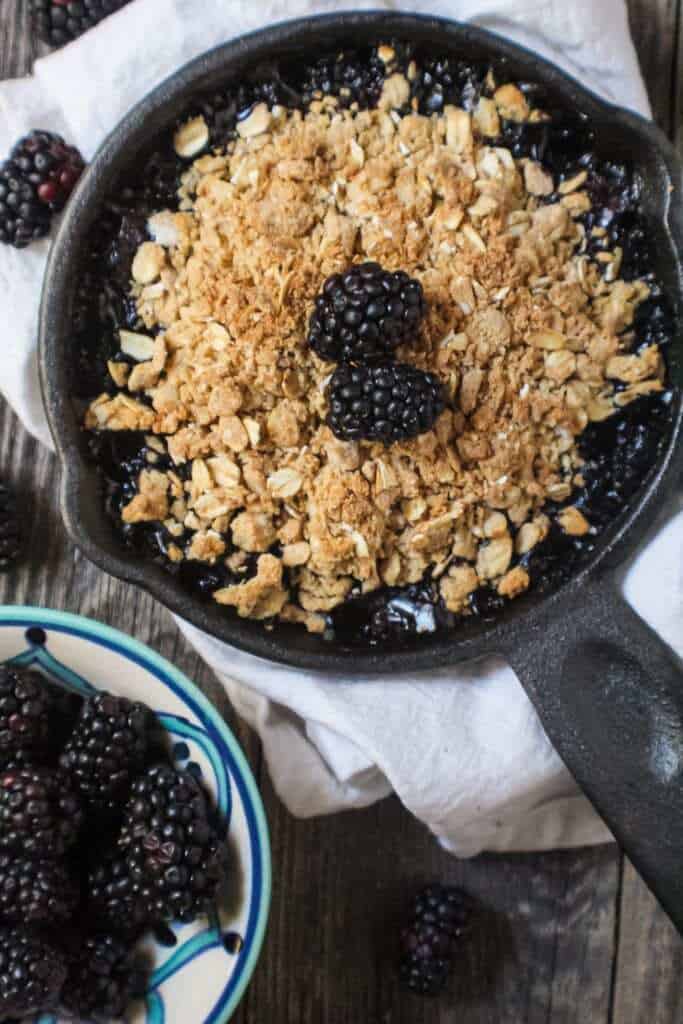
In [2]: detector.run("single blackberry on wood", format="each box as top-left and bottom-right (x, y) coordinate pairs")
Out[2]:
(0, 130), (84, 248)
(398, 884), (473, 996)
(327, 362), (445, 444)
(31, 0), (131, 48)
(0, 925), (67, 1018)
(116, 763), (225, 926)
(307, 262), (426, 363)
(0, 665), (54, 770)
(61, 931), (147, 1020)
(59, 692), (151, 813)
(0, 482), (23, 571)
(0, 853), (79, 925)
(0, 767), (83, 859)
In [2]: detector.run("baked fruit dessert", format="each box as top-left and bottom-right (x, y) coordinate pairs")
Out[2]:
(76, 41), (674, 647)
(0, 664), (227, 1020)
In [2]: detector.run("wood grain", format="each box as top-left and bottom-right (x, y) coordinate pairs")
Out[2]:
(0, 2), (682, 1022)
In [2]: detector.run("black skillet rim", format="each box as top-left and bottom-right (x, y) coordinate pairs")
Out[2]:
(39, 11), (683, 673)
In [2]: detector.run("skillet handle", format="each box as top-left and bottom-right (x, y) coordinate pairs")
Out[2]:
(505, 575), (683, 933)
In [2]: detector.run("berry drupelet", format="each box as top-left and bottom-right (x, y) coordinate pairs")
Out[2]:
(0, 130), (84, 248)
(0, 481), (23, 571)
(61, 931), (147, 1020)
(0, 853), (79, 925)
(398, 884), (473, 996)
(308, 262), (426, 363)
(59, 692), (151, 813)
(113, 763), (225, 927)
(0, 665), (54, 770)
(0, 766), (83, 859)
(31, 0), (131, 48)
(327, 362), (445, 444)
(0, 926), (67, 1019)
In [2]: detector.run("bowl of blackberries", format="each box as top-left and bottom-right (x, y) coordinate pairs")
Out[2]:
(0, 607), (270, 1023)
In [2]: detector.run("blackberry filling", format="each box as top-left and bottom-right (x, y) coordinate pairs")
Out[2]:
(75, 44), (676, 648)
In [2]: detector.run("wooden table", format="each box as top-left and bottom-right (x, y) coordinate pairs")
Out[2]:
(1, 1), (681, 1020)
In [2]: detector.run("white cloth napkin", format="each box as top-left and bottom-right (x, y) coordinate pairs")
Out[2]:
(1, 0), (680, 855)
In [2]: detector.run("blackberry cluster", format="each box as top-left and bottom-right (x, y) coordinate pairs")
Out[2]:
(0, 665), (228, 1019)
(308, 262), (426, 363)
(61, 932), (147, 1020)
(0, 130), (84, 248)
(0, 926), (67, 1019)
(398, 884), (473, 996)
(0, 854), (78, 924)
(327, 363), (445, 444)
(0, 482), (23, 571)
(91, 763), (224, 931)
(0, 766), (83, 858)
(59, 692), (150, 813)
(31, 0), (131, 48)
(0, 665), (53, 769)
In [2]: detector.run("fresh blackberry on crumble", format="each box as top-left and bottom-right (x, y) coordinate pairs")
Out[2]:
(0, 767), (83, 859)
(0, 854), (79, 925)
(59, 692), (151, 813)
(0, 482), (23, 570)
(398, 884), (473, 996)
(0, 130), (84, 248)
(31, 0), (131, 48)
(308, 262), (426, 363)
(61, 931), (147, 1019)
(116, 763), (225, 925)
(0, 925), (67, 1018)
(327, 363), (445, 444)
(0, 665), (54, 770)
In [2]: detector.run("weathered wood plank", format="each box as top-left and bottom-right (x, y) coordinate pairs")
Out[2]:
(250, 775), (618, 1024)
(674, 0), (683, 154)
(0, 0), (37, 79)
(612, 861), (683, 1024)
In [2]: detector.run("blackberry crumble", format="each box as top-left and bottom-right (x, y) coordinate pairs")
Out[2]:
(76, 42), (675, 647)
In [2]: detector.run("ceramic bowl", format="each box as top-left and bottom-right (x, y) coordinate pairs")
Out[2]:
(0, 606), (271, 1024)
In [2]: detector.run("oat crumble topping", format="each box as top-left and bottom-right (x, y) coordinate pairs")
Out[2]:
(85, 69), (666, 632)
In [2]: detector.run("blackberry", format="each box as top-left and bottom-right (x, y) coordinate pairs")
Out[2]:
(0, 482), (23, 571)
(31, 0), (131, 48)
(116, 764), (224, 926)
(327, 363), (445, 444)
(0, 130), (84, 248)
(0, 767), (83, 859)
(399, 884), (473, 996)
(61, 932), (147, 1020)
(0, 665), (54, 770)
(88, 856), (158, 936)
(0, 854), (79, 925)
(0, 926), (67, 1018)
(59, 692), (151, 813)
(308, 262), (426, 363)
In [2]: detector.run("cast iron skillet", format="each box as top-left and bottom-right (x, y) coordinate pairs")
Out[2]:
(40, 13), (683, 928)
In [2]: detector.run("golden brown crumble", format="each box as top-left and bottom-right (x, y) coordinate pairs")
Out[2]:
(86, 69), (665, 632)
